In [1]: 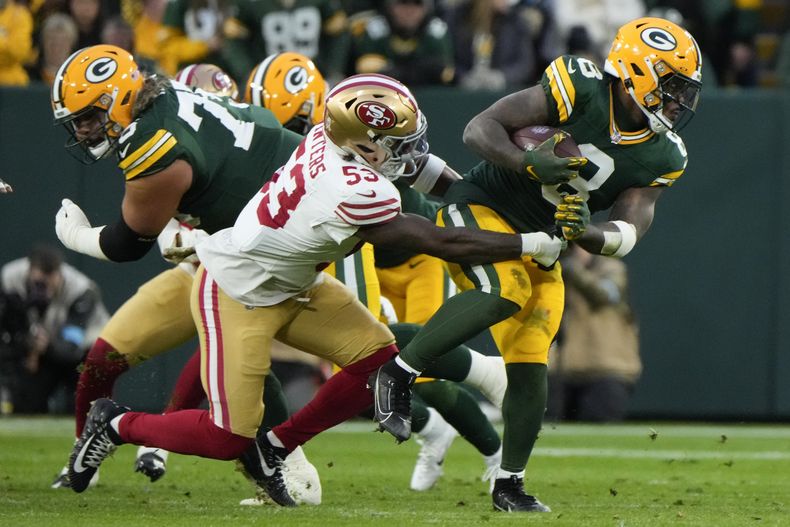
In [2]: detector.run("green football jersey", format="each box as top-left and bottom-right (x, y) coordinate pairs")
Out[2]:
(446, 54), (688, 233)
(115, 81), (303, 234)
(229, 0), (348, 78)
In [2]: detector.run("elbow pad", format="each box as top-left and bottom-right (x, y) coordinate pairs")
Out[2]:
(99, 217), (158, 262)
(601, 221), (637, 258)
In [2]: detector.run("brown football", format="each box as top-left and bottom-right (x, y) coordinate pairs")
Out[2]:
(510, 125), (581, 157)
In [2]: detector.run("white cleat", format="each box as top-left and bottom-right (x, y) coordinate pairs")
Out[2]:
(239, 445), (322, 506)
(410, 408), (457, 491)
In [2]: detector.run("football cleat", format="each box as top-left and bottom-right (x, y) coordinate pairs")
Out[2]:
(239, 446), (322, 506)
(68, 398), (128, 493)
(51, 464), (99, 489)
(238, 431), (296, 507)
(410, 409), (457, 491)
(134, 446), (169, 482)
(492, 475), (551, 513)
(369, 360), (416, 443)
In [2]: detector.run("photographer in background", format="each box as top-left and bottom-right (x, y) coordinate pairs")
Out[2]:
(0, 244), (108, 414)
(547, 244), (641, 423)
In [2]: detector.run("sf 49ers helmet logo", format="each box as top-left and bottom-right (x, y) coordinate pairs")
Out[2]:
(356, 101), (396, 130)
(85, 57), (118, 83)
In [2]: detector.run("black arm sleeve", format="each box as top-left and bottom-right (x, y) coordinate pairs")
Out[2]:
(98, 216), (157, 262)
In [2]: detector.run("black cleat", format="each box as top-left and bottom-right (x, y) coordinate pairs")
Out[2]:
(135, 451), (167, 482)
(369, 360), (416, 443)
(68, 398), (128, 493)
(238, 431), (296, 507)
(492, 475), (551, 513)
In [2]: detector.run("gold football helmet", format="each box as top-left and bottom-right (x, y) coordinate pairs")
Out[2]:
(52, 45), (144, 163)
(244, 52), (327, 134)
(604, 17), (702, 133)
(324, 74), (428, 180)
(175, 63), (239, 100)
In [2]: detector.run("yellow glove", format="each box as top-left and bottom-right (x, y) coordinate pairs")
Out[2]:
(554, 194), (590, 240)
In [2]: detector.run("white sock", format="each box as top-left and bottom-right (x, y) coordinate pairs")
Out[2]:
(110, 415), (124, 436)
(483, 445), (502, 466)
(496, 468), (525, 480)
(286, 445), (306, 462)
(267, 430), (286, 448)
(395, 355), (422, 375)
(417, 407), (442, 438)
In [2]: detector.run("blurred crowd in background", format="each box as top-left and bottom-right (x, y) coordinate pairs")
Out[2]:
(0, 0), (787, 92)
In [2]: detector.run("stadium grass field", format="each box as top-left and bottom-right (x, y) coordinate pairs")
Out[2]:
(1, 418), (789, 526)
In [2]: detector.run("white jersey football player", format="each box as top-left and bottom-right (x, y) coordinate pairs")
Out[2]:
(71, 74), (565, 507)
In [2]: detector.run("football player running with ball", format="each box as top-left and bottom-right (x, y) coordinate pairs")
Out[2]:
(372, 16), (702, 512)
(65, 73), (565, 507)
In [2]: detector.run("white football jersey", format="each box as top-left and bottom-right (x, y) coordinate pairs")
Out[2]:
(197, 124), (402, 306)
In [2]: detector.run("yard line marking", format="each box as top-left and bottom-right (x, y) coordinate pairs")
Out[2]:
(533, 447), (790, 461)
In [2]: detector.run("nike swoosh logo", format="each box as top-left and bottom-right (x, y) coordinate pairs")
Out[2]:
(408, 260), (425, 269)
(72, 437), (96, 473)
(356, 190), (377, 199)
(567, 61), (576, 74)
(257, 444), (276, 477)
(119, 143), (130, 158)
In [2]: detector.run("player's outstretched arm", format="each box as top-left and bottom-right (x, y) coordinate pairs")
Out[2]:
(55, 160), (193, 262)
(571, 186), (663, 257)
(463, 85), (550, 173)
(356, 212), (564, 267)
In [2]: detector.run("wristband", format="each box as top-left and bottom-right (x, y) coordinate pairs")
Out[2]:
(71, 226), (109, 260)
(601, 221), (637, 257)
(411, 154), (446, 193)
(520, 232), (550, 256)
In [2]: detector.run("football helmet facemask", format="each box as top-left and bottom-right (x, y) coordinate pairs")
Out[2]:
(175, 63), (239, 100)
(324, 74), (428, 181)
(604, 17), (702, 133)
(52, 45), (144, 163)
(244, 52), (327, 135)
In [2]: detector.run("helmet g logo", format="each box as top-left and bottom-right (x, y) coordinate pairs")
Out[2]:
(640, 28), (677, 51)
(356, 102), (396, 130)
(86, 58), (118, 83)
(284, 66), (308, 94)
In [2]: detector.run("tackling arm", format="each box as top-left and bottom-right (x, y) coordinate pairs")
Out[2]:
(356, 212), (564, 266)
(572, 186), (663, 257)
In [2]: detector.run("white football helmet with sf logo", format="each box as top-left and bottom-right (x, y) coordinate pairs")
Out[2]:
(324, 74), (428, 181)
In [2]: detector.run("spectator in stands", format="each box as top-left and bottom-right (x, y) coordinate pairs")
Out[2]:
(444, 0), (535, 90)
(100, 14), (158, 72)
(157, 0), (230, 77)
(0, 0), (34, 86)
(27, 12), (78, 85)
(553, 0), (646, 64)
(224, 0), (350, 84)
(69, 0), (104, 48)
(547, 244), (641, 423)
(122, 0), (168, 71)
(351, 0), (453, 85)
(0, 244), (108, 414)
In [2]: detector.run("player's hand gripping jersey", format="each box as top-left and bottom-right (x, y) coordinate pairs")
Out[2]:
(447, 55), (688, 233)
(198, 123), (402, 306)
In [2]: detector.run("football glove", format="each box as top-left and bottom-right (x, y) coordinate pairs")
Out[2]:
(157, 218), (207, 265)
(0, 178), (12, 193)
(554, 194), (590, 240)
(522, 132), (587, 186)
(55, 199), (108, 260)
(520, 231), (566, 267)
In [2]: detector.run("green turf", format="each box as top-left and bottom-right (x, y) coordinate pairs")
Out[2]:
(1, 418), (789, 526)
